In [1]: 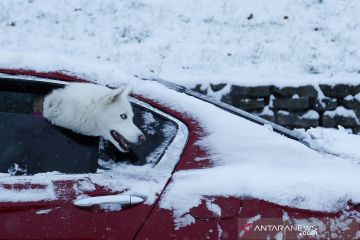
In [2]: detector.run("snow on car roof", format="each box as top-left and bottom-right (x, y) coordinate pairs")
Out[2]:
(0, 58), (359, 228)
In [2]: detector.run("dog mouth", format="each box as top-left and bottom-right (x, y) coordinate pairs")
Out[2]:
(110, 130), (131, 151)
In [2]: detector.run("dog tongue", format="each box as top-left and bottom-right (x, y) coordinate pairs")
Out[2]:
(110, 130), (130, 150)
(120, 136), (130, 150)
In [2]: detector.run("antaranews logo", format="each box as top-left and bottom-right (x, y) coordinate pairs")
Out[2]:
(238, 218), (318, 239)
(238, 223), (253, 237)
(237, 216), (359, 240)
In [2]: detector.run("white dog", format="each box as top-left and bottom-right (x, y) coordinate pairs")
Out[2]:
(43, 83), (146, 152)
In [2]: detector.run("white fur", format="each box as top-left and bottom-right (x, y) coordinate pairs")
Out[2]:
(43, 83), (144, 152)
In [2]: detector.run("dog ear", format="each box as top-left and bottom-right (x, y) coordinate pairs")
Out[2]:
(102, 86), (132, 104)
(102, 87), (125, 104)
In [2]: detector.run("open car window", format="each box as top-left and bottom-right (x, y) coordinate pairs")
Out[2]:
(0, 79), (178, 176)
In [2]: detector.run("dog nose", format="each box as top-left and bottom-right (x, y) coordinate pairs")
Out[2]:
(138, 134), (146, 143)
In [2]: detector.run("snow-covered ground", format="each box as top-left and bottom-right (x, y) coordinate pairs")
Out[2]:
(1, 0), (360, 86)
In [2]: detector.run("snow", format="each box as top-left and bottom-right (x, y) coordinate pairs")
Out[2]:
(174, 213), (195, 230)
(145, 121), (177, 163)
(274, 232), (284, 240)
(345, 93), (360, 101)
(207, 84), (231, 101)
(205, 199), (222, 217)
(1, 0), (360, 87)
(345, 95), (353, 101)
(141, 111), (157, 135)
(217, 224), (223, 239)
(324, 106), (359, 123)
(301, 110), (319, 120)
(0, 180), (56, 202)
(239, 215), (261, 238)
(278, 110), (290, 116)
(7, 163), (27, 176)
(303, 127), (360, 162)
(73, 178), (96, 194)
(36, 209), (53, 215)
(99, 203), (122, 212)
(259, 106), (274, 116)
(354, 93), (360, 101)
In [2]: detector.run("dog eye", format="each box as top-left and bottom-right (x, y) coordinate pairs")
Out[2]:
(120, 114), (127, 120)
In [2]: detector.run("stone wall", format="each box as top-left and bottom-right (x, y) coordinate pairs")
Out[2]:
(192, 83), (360, 133)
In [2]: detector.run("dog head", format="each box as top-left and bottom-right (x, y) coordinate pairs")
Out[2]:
(97, 86), (146, 152)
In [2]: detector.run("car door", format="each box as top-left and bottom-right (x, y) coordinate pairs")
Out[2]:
(0, 79), (102, 239)
(0, 77), (188, 239)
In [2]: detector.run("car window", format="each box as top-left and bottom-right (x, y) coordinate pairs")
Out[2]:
(0, 81), (178, 175)
(0, 90), (99, 175)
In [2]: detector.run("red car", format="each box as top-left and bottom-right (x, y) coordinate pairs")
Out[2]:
(0, 69), (358, 240)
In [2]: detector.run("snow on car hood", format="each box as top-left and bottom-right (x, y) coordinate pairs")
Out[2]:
(0, 60), (359, 227)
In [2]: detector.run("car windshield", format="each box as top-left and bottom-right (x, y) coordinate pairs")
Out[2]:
(0, 80), (177, 175)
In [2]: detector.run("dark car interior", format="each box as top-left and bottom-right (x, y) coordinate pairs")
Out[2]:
(0, 78), (177, 175)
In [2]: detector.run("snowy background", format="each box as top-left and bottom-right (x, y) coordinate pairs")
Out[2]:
(1, 0), (360, 86)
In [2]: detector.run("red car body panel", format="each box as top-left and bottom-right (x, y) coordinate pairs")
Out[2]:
(0, 69), (358, 239)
